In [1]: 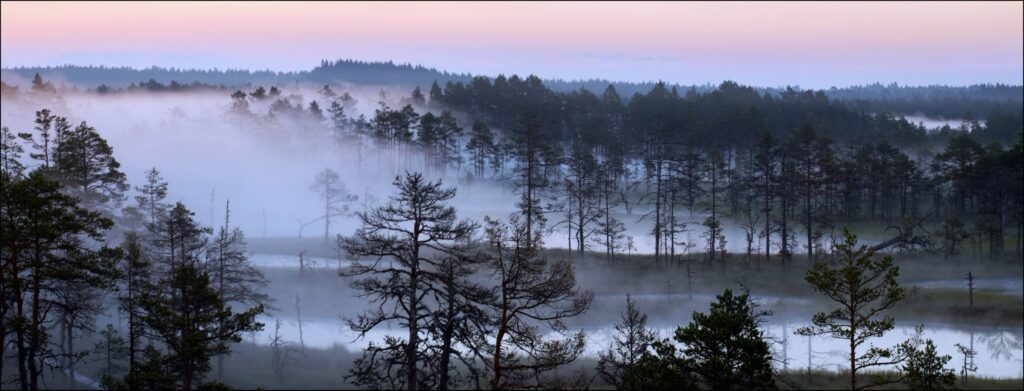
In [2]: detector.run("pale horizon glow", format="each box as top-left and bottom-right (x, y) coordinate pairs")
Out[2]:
(2, 1), (1022, 88)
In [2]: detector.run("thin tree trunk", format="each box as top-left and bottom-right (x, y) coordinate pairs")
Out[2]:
(68, 317), (76, 390)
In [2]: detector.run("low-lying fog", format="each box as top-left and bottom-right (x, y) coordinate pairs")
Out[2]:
(87, 253), (1024, 379)
(1, 89), (893, 254)
(5, 88), (1022, 384)
(902, 114), (986, 131)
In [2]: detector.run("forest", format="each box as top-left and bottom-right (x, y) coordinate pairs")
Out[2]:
(1, 68), (1022, 391)
(4, 60), (1021, 120)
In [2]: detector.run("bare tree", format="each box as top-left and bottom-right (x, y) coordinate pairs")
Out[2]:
(954, 342), (978, 385)
(481, 214), (593, 389)
(268, 318), (295, 384)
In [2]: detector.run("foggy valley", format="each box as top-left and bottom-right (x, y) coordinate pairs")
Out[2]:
(2, 2), (1023, 391)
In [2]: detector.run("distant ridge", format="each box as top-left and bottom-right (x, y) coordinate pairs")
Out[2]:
(3, 58), (1021, 118)
(0, 59), (696, 97)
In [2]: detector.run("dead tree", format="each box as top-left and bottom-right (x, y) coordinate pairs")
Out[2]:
(867, 217), (932, 253)
(268, 318), (295, 384)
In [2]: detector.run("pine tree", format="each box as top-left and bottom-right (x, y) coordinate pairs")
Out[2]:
(796, 228), (909, 390)
(340, 172), (477, 391)
(308, 100), (324, 121)
(702, 150), (729, 268)
(426, 254), (492, 390)
(30, 73), (56, 94)
(597, 294), (657, 389)
(623, 288), (775, 390)
(465, 121), (496, 179)
(149, 203), (210, 273)
(481, 214), (592, 389)
(207, 200), (270, 378)
(93, 324), (129, 379)
(2, 170), (120, 390)
(52, 120), (129, 211)
(410, 86), (426, 106)
(511, 111), (554, 242)
(676, 289), (775, 390)
(787, 124), (820, 262)
(138, 262), (263, 390)
(562, 140), (601, 256)
(249, 86), (267, 100)
(900, 329), (956, 390)
(593, 161), (627, 260)
(428, 81), (444, 107)
(118, 232), (151, 373)
(135, 167), (170, 227)
(229, 90), (249, 116)
(309, 168), (358, 240)
(327, 100), (348, 135)
(1, 126), (25, 177)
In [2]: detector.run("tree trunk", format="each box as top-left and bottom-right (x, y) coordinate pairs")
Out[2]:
(654, 158), (663, 265)
(805, 158), (813, 262)
(407, 228), (421, 391)
(438, 280), (456, 391)
(68, 317), (76, 390)
(764, 171), (771, 263)
(492, 306), (508, 389)
(29, 247), (42, 390)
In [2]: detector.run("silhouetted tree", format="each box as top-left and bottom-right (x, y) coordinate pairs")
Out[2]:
(597, 294), (657, 389)
(341, 172), (477, 391)
(2, 170), (120, 390)
(797, 228), (908, 390)
(481, 214), (592, 389)
(309, 168), (358, 240)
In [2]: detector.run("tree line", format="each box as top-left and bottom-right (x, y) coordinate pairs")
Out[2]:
(258, 76), (1023, 268)
(224, 75), (1024, 271)
(7, 62), (1021, 120)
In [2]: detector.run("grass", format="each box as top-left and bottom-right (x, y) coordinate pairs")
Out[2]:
(546, 248), (1023, 328)
(900, 287), (1023, 327)
(248, 236), (337, 258)
(776, 368), (1024, 390)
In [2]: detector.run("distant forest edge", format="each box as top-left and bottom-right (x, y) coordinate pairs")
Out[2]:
(2, 59), (1022, 119)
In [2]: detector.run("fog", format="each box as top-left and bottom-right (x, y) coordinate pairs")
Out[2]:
(4, 88), (443, 237)
(4, 87), (1022, 388)
(1, 88), (821, 255)
(903, 113), (987, 131)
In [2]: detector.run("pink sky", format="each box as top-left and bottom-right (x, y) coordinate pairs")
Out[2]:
(2, 1), (1021, 87)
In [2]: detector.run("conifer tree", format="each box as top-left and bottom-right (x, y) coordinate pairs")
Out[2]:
(797, 228), (909, 390)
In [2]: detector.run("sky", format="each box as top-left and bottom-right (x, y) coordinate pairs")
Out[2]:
(1, 1), (1022, 88)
